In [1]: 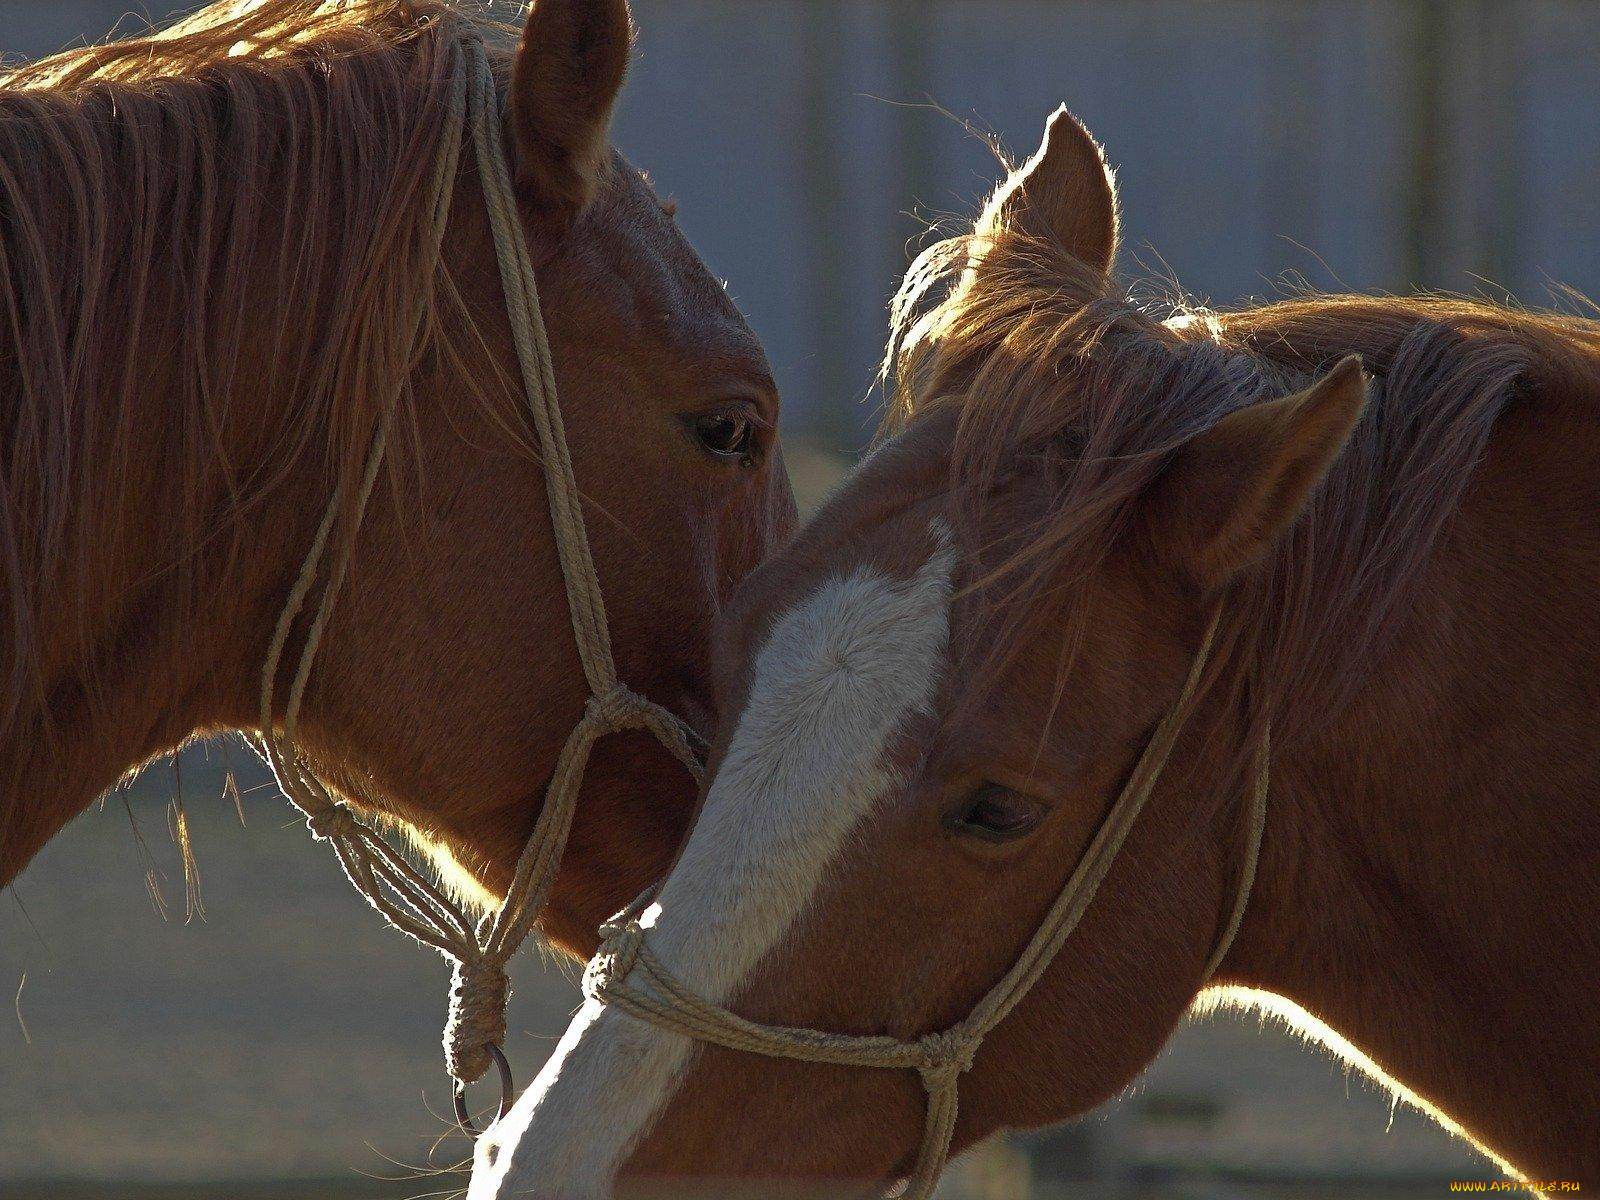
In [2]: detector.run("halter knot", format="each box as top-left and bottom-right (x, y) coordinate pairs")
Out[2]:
(914, 1029), (977, 1091)
(304, 803), (359, 842)
(585, 684), (648, 733)
(583, 921), (644, 1001)
(445, 955), (510, 1085)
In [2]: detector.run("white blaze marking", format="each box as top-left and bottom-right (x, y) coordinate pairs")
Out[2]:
(470, 531), (955, 1199)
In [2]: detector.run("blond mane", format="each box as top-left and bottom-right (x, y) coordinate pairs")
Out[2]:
(0, 1), (522, 779)
(882, 220), (1600, 775)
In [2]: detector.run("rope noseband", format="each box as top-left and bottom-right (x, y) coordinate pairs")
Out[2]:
(257, 36), (702, 1133)
(584, 609), (1268, 1198)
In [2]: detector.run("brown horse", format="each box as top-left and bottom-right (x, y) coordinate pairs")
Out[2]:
(0, 0), (793, 959)
(474, 108), (1600, 1194)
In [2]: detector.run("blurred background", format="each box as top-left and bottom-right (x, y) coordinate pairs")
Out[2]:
(5, 0), (1597, 1196)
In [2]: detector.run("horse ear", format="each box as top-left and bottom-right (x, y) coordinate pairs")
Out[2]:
(979, 105), (1119, 275)
(1147, 356), (1368, 591)
(508, 0), (633, 218)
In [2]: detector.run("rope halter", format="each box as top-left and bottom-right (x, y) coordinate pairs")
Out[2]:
(256, 34), (702, 1131)
(584, 608), (1269, 1199)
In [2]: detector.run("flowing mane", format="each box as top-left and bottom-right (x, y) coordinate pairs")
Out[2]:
(0, 1), (525, 778)
(882, 221), (1600, 770)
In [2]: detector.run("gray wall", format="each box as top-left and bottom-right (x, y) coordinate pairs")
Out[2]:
(613, 0), (1600, 441)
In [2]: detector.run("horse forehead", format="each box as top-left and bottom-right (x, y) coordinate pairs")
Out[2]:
(685, 525), (957, 896)
(781, 444), (957, 587)
(767, 537), (951, 672)
(727, 512), (953, 692)
(587, 162), (765, 364)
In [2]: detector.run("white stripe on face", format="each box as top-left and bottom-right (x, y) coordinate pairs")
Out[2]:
(470, 530), (955, 1199)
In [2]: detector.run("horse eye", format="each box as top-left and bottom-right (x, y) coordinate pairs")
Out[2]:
(692, 412), (755, 463)
(944, 784), (1044, 843)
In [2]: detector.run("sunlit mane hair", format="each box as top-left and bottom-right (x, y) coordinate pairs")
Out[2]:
(0, 1), (525, 757)
(881, 215), (1600, 768)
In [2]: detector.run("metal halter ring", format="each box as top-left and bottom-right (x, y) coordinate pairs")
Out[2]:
(453, 1043), (515, 1139)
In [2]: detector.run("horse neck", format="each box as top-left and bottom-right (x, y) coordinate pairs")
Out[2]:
(0, 274), (333, 888)
(1221, 391), (1600, 1176)
(0, 35), (469, 885)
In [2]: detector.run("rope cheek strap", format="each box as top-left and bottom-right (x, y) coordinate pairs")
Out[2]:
(583, 608), (1269, 1200)
(256, 36), (702, 1133)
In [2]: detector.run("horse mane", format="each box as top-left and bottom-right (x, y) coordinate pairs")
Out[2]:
(0, 1), (525, 760)
(882, 219), (1600, 771)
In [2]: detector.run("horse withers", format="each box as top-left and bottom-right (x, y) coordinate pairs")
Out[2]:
(475, 108), (1600, 1194)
